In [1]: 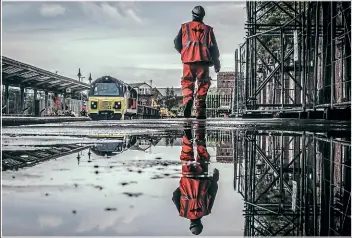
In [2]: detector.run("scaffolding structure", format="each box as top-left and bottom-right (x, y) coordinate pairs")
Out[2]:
(237, 1), (351, 118)
(235, 130), (351, 236)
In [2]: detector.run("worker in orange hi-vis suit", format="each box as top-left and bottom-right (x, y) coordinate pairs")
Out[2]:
(172, 124), (220, 235)
(174, 5), (221, 119)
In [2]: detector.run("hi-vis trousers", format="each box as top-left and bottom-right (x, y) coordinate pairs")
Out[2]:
(181, 64), (211, 118)
(180, 126), (209, 176)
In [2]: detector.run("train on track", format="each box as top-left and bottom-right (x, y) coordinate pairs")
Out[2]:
(88, 76), (136, 120)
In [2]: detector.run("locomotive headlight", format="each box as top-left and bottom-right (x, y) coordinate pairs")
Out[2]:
(91, 101), (98, 109)
(114, 101), (122, 109)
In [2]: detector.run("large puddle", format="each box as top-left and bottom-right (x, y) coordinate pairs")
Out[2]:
(2, 120), (351, 236)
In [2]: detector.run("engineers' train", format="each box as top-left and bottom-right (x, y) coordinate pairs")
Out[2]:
(88, 76), (130, 120)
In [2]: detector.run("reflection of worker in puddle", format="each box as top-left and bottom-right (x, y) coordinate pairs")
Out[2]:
(172, 124), (219, 235)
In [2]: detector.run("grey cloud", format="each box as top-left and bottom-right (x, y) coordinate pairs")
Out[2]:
(207, 2), (246, 27)
(3, 2), (147, 32)
(127, 8), (143, 23)
(40, 4), (66, 17)
(79, 2), (146, 27)
(3, 2), (244, 32)
(2, 1), (246, 88)
(37, 215), (63, 228)
(3, 2), (83, 32)
(2, 2), (34, 19)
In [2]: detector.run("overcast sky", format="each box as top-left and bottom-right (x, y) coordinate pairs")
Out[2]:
(2, 1), (246, 87)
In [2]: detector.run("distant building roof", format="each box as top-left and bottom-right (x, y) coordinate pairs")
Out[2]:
(129, 82), (152, 88)
(152, 87), (164, 98)
(157, 87), (182, 97)
(217, 71), (236, 76)
(152, 87), (161, 94)
(2, 56), (89, 93)
(216, 157), (234, 163)
(217, 72), (236, 81)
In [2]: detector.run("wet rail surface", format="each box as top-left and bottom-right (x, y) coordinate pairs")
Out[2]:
(2, 119), (351, 236)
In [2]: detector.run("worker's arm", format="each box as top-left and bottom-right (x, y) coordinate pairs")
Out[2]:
(209, 29), (220, 60)
(174, 27), (183, 54)
(208, 181), (219, 212)
(209, 29), (221, 73)
(172, 187), (181, 213)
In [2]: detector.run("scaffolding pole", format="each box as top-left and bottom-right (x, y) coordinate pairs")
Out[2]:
(236, 130), (351, 236)
(238, 1), (351, 118)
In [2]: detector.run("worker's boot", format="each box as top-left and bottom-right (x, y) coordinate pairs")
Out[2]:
(183, 126), (193, 141)
(184, 100), (193, 118)
(196, 112), (206, 120)
(213, 168), (220, 182)
(195, 123), (206, 143)
(196, 101), (207, 120)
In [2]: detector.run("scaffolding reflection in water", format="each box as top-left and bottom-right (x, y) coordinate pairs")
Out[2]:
(235, 130), (351, 236)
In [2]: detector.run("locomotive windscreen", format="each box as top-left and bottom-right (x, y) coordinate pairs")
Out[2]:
(89, 82), (124, 97)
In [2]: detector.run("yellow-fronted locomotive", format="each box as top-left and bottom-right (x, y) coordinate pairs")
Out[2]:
(88, 76), (128, 120)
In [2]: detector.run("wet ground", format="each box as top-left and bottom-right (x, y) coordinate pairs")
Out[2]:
(2, 119), (351, 236)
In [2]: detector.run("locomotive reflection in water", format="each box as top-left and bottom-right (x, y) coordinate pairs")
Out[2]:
(90, 134), (161, 157)
(90, 135), (137, 156)
(234, 130), (351, 236)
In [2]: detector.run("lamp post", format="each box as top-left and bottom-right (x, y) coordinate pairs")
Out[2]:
(77, 68), (82, 82)
(77, 68), (86, 108)
(87, 74), (92, 106)
(88, 73), (92, 85)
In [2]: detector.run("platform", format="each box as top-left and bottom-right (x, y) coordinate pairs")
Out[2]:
(2, 116), (91, 126)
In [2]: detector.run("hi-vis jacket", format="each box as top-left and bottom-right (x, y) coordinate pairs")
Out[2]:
(174, 20), (220, 64)
(172, 177), (218, 220)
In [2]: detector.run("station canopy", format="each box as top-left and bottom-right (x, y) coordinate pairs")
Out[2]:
(2, 56), (89, 93)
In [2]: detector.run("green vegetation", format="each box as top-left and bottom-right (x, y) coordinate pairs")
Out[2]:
(164, 87), (178, 111)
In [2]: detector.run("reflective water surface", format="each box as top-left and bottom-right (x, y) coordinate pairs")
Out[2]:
(2, 121), (351, 236)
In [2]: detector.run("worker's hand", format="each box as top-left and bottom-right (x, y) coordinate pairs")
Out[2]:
(214, 59), (221, 73)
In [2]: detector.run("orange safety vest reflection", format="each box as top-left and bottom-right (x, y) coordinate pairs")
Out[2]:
(181, 21), (213, 63)
(178, 132), (211, 220)
(179, 178), (212, 219)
